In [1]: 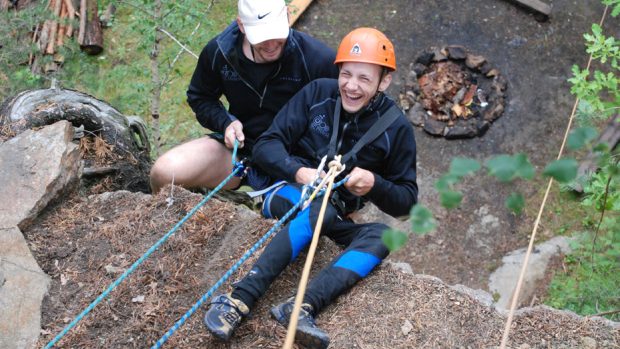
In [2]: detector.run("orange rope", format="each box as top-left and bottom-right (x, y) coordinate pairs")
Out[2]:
(499, 5), (610, 348)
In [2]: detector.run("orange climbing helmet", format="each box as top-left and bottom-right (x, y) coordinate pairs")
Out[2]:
(334, 27), (396, 71)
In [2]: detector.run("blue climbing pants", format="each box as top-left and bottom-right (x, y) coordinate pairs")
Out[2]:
(232, 183), (390, 313)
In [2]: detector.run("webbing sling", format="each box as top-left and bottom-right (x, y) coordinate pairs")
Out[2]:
(327, 96), (403, 164)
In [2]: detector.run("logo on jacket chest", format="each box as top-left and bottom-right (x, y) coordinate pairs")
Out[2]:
(311, 114), (330, 138)
(279, 76), (302, 82)
(220, 65), (240, 81)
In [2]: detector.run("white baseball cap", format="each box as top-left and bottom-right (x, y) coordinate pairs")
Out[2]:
(238, 0), (289, 45)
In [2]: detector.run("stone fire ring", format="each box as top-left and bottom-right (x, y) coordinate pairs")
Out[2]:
(399, 45), (508, 139)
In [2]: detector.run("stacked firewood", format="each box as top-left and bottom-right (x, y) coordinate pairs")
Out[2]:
(25, 0), (103, 73)
(34, 0), (76, 56)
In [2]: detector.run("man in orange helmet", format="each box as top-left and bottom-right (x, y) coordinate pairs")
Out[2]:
(204, 28), (418, 349)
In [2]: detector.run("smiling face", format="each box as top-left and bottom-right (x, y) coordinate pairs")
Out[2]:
(338, 62), (392, 113)
(237, 16), (288, 64)
(251, 38), (286, 63)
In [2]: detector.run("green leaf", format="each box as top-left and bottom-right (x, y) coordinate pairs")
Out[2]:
(449, 157), (481, 177)
(567, 127), (598, 151)
(485, 154), (535, 182)
(515, 154), (536, 180)
(435, 173), (461, 191)
(410, 204), (436, 234)
(382, 229), (408, 252)
(543, 158), (578, 183)
(593, 142), (610, 152)
(505, 192), (525, 215)
(440, 190), (463, 209)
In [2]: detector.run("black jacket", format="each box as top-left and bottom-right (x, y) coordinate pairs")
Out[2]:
(186, 21), (339, 151)
(254, 78), (418, 217)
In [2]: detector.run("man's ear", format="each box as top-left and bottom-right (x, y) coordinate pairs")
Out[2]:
(237, 16), (245, 34)
(378, 72), (392, 92)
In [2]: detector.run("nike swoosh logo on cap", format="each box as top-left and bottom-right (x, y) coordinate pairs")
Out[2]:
(257, 12), (271, 19)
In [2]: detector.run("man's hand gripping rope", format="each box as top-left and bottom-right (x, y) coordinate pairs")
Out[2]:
(301, 155), (346, 210)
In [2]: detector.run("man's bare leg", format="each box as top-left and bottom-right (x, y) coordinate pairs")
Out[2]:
(150, 136), (242, 193)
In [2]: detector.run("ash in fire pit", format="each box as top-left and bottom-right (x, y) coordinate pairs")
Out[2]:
(399, 45), (507, 139)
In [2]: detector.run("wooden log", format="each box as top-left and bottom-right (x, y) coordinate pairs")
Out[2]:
(80, 0), (103, 55)
(0, 0), (11, 11)
(288, 0), (313, 26)
(505, 0), (551, 18)
(57, 1), (67, 47)
(46, 0), (62, 54)
(38, 21), (50, 52)
(63, 0), (75, 37)
(0, 88), (152, 193)
(77, 0), (85, 45)
(29, 23), (41, 65)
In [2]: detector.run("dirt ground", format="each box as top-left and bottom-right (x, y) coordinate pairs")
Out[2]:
(25, 190), (619, 348)
(295, 0), (620, 291)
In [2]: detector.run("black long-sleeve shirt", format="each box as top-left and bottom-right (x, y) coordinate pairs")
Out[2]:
(186, 21), (339, 152)
(254, 78), (418, 217)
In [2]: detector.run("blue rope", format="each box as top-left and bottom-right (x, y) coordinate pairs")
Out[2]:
(152, 178), (349, 348)
(44, 166), (244, 349)
(231, 139), (239, 167)
(151, 194), (304, 349)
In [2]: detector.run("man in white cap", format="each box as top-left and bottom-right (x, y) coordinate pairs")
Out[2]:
(149, 0), (338, 194)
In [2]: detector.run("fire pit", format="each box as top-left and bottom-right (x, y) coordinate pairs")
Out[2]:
(399, 45), (507, 139)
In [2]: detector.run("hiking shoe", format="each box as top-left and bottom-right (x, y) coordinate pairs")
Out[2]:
(204, 293), (250, 341)
(270, 298), (330, 349)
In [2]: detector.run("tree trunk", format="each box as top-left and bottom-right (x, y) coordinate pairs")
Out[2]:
(80, 0), (103, 55)
(0, 88), (152, 193)
(150, 0), (163, 156)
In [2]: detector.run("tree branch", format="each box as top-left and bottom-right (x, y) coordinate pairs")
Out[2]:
(156, 27), (198, 59)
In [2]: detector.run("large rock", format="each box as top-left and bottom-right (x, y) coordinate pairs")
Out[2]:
(0, 120), (80, 230)
(489, 236), (572, 309)
(0, 120), (79, 349)
(0, 226), (50, 349)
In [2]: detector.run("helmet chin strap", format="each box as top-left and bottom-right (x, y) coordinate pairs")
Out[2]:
(370, 67), (389, 103)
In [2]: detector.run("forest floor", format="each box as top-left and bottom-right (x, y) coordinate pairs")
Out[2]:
(26, 190), (618, 348)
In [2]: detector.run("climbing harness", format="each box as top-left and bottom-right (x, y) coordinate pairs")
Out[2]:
(301, 155), (346, 210)
(327, 96), (403, 166)
(282, 101), (404, 348)
(45, 141), (246, 349)
(152, 160), (348, 348)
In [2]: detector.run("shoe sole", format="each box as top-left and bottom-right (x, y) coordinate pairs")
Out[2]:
(204, 320), (232, 342)
(270, 306), (329, 349)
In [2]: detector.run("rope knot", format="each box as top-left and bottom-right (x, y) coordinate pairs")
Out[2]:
(328, 155), (344, 173)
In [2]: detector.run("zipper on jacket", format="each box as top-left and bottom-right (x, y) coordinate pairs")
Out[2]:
(260, 63), (282, 108)
(220, 54), (262, 99)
